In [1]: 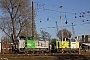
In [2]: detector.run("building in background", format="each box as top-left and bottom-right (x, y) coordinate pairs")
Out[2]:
(82, 35), (90, 42)
(0, 42), (1, 53)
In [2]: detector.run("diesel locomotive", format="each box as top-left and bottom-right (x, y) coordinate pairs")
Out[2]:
(11, 36), (79, 54)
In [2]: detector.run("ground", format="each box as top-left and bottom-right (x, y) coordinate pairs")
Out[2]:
(0, 55), (90, 60)
(0, 51), (90, 60)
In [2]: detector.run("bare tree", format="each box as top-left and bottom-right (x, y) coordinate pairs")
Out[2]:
(40, 30), (51, 40)
(57, 28), (72, 39)
(0, 0), (35, 40)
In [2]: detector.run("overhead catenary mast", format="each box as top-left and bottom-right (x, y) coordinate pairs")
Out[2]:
(55, 21), (59, 39)
(56, 21), (59, 33)
(60, 6), (63, 40)
(32, 1), (34, 39)
(72, 23), (75, 38)
(32, 1), (37, 40)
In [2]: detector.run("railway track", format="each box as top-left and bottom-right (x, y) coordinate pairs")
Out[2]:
(0, 53), (90, 57)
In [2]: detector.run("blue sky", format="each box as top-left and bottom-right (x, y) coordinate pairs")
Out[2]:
(32, 0), (90, 38)
(0, 0), (90, 39)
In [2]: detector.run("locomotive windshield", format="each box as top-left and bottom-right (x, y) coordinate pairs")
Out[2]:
(27, 37), (33, 40)
(19, 36), (33, 40)
(71, 39), (76, 42)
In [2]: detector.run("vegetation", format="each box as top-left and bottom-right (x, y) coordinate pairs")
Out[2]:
(0, 0), (37, 40)
(40, 30), (51, 40)
(56, 28), (72, 39)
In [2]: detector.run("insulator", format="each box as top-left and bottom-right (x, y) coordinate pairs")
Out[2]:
(60, 16), (62, 19)
(87, 11), (90, 13)
(79, 16), (81, 18)
(65, 15), (66, 18)
(75, 13), (77, 18)
(82, 20), (84, 22)
(82, 15), (84, 17)
(65, 20), (68, 24)
(83, 12), (85, 14)
(47, 17), (49, 21)
(40, 19), (42, 23)
(87, 20), (89, 21)
(60, 6), (63, 8)
(75, 16), (77, 18)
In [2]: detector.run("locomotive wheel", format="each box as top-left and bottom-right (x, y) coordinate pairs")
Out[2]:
(42, 51), (44, 53)
(32, 51), (35, 54)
